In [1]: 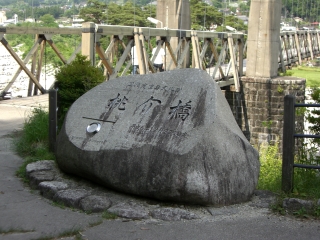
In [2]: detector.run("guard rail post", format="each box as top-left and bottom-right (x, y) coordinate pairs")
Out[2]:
(282, 95), (296, 193)
(49, 89), (57, 152)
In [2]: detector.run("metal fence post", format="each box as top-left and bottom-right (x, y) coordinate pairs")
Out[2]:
(282, 95), (295, 193)
(49, 89), (57, 152)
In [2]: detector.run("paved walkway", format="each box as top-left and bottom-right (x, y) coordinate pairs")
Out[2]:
(1, 95), (320, 240)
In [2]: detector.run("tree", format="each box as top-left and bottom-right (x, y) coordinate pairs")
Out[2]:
(190, 0), (223, 30)
(79, 0), (107, 24)
(39, 14), (58, 27)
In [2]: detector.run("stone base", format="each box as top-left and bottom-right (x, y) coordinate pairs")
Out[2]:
(225, 76), (306, 150)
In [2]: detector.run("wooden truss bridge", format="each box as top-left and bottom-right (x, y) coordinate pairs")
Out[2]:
(0, 24), (320, 97)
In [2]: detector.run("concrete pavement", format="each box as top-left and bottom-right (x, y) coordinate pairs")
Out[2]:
(1, 95), (320, 240)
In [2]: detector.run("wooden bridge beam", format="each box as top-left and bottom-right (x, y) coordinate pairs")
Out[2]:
(82, 22), (96, 65)
(0, 34), (46, 94)
(0, 35), (44, 96)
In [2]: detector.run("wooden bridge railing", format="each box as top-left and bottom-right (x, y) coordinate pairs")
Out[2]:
(1, 24), (320, 97)
(279, 30), (320, 72)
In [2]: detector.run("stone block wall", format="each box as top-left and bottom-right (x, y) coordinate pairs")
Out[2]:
(225, 76), (306, 151)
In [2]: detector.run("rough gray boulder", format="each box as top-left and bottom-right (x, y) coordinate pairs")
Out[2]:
(56, 69), (259, 206)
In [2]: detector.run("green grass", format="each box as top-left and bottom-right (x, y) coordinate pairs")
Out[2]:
(258, 142), (320, 198)
(259, 141), (320, 218)
(88, 219), (104, 227)
(287, 66), (320, 87)
(13, 107), (55, 182)
(102, 210), (118, 220)
(257, 143), (282, 192)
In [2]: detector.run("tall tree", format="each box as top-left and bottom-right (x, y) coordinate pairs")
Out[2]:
(190, 0), (223, 30)
(79, 0), (107, 24)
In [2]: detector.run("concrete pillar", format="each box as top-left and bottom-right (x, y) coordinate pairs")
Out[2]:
(246, 0), (282, 78)
(156, 0), (190, 29)
(156, 0), (191, 69)
(81, 22), (95, 65)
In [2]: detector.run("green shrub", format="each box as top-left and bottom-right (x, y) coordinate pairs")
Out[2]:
(257, 142), (282, 192)
(54, 54), (105, 128)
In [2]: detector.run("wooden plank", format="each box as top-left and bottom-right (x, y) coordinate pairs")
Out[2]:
(34, 39), (45, 95)
(279, 36), (286, 72)
(1, 36), (44, 95)
(28, 35), (39, 96)
(97, 37), (115, 67)
(177, 40), (190, 69)
(133, 28), (146, 75)
(167, 38), (182, 69)
(96, 42), (113, 74)
(2, 25), (246, 40)
(307, 31), (314, 59)
(46, 39), (67, 64)
(4, 26), (82, 35)
(237, 38), (244, 77)
(208, 40), (224, 78)
(211, 40), (227, 79)
(110, 39), (133, 79)
(227, 34), (240, 92)
(294, 33), (302, 65)
(191, 31), (201, 69)
(0, 37), (46, 93)
(165, 40), (178, 68)
(139, 28), (149, 74)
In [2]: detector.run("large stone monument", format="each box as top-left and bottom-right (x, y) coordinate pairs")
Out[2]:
(56, 69), (260, 206)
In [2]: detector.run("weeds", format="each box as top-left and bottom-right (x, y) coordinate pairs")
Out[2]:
(51, 201), (66, 209)
(13, 107), (55, 182)
(257, 141), (320, 218)
(257, 142), (282, 192)
(14, 107), (54, 158)
(88, 219), (103, 227)
(102, 211), (118, 220)
(293, 207), (309, 218)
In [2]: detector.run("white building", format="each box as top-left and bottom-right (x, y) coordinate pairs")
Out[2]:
(2, 14), (18, 26)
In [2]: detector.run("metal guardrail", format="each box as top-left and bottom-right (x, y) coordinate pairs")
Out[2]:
(282, 95), (320, 193)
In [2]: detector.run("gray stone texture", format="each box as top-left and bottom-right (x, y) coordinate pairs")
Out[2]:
(53, 189), (90, 208)
(26, 160), (57, 188)
(150, 207), (199, 221)
(56, 69), (260, 206)
(283, 198), (314, 213)
(79, 195), (112, 213)
(39, 181), (69, 198)
(107, 202), (150, 220)
(246, 0), (282, 78)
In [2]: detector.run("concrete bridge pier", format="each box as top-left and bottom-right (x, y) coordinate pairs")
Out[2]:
(237, 0), (306, 149)
(156, 0), (191, 69)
